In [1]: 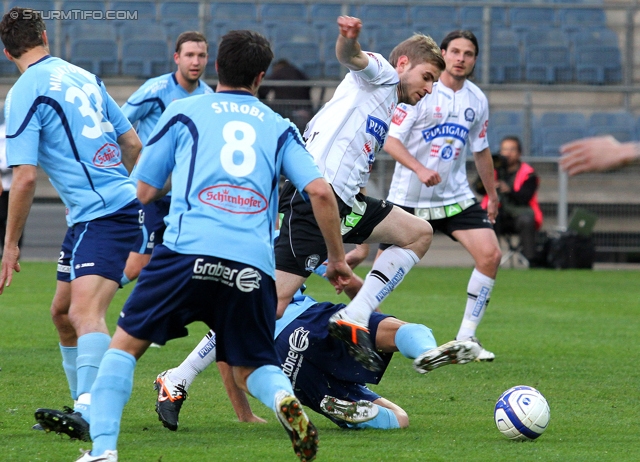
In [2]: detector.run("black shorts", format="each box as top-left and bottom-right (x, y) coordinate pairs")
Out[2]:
(276, 181), (393, 277)
(379, 202), (493, 250)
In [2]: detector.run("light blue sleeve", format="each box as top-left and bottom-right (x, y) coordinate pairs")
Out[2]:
(133, 108), (177, 189)
(5, 81), (40, 167)
(103, 87), (132, 137)
(121, 82), (153, 124)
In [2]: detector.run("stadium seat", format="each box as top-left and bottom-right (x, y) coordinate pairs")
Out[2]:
(215, 20), (265, 41)
(204, 44), (218, 77)
(359, 5), (409, 27)
(523, 27), (568, 48)
(559, 8), (606, 33)
(9, 0), (54, 11)
(539, 112), (587, 128)
(588, 112), (635, 142)
(119, 19), (167, 40)
(61, 0), (106, 16)
(322, 40), (344, 79)
(409, 6), (458, 28)
(275, 42), (321, 79)
(167, 19), (202, 42)
(210, 2), (258, 22)
(261, 2), (308, 23)
(541, 126), (587, 157)
(61, 22), (117, 61)
(460, 6), (507, 28)
(69, 38), (118, 76)
(575, 45), (622, 85)
(525, 44), (572, 84)
(510, 7), (557, 32)
(159, 2), (200, 19)
(571, 28), (619, 48)
(491, 29), (520, 47)
(122, 39), (171, 78)
(370, 28), (413, 57)
(490, 44), (521, 83)
(269, 21), (318, 49)
(112, 1), (156, 20)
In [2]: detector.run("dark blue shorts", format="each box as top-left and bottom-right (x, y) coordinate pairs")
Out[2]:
(57, 200), (142, 283)
(118, 245), (280, 368)
(275, 301), (393, 426)
(131, 195), (171, 255)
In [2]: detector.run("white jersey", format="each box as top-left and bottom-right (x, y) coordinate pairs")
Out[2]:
(387, 79), (489, 208)
(303, 52), (398, 207)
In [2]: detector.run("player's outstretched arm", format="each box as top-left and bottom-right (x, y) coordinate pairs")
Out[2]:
(0, 165), (36, 294)
(304, 178), (352, 293)
(118, 128), (143, 174)
(336, 16), (369, 71)
(560, 136), (640, 175)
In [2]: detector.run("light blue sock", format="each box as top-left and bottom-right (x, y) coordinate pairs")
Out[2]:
(349, 405), (400, 430)
(120, 273), (131, 286)
(90, 349), (136, 456)
(394, 324), (437, 359)
(60, 344), (78, 400)
(246, 365), (293, 412)
(75, 332), (111, 421)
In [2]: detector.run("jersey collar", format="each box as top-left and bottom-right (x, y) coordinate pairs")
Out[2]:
(28, 54), (52, 68)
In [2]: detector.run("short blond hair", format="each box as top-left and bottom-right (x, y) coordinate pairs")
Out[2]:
(389, 34), (445, 71)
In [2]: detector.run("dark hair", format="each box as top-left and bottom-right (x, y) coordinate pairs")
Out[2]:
(175, 31), (208, 54)
(389, 33), (445, 71)
(217, 30), (273, 88)
(440, 30), (479, 57)
(500, 135), (522, 153)
(0, 7), (46, 58)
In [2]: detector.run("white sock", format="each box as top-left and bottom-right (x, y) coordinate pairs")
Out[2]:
(344, 246), (419, 325)
(456, 269), (495, 340)
(168, 330), (217, 390)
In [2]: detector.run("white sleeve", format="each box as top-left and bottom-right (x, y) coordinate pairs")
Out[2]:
(351, 52), (399, 85)
(469, 99), (490, 153)
(388, 103), (418, 145)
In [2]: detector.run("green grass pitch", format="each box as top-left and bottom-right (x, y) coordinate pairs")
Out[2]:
(1, 262), (639, 461)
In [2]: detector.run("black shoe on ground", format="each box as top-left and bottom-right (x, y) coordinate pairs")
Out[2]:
(34, 406), (90, 441)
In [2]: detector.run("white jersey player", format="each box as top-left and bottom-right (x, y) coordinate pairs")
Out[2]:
(274, 16), (446, 371)
(383, 30), (501, 361)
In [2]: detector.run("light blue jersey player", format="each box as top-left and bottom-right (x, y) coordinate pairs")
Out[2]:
(120, 31), (213, 285)
(79, 30), (351, 462)
(0, 6), (143, 441)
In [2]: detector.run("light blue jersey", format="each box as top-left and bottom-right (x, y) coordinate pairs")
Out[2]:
(134, 91), (323, 278)
(5, 56), (136, 226)
(121, 73), (213, 145)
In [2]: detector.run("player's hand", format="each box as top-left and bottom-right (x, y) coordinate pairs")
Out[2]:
(0, 244), (21, 295)
(337, 16), (362, 40)
(486, 197), (499, 225)
(560, 136), (627, 175)
(324, 260), (353, 295)
(417, 167), (442, 187)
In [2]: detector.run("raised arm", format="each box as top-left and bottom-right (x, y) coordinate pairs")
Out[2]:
(335, 16), (370, 71)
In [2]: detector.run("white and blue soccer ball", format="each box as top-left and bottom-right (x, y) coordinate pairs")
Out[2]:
(494, 385), (550, 441)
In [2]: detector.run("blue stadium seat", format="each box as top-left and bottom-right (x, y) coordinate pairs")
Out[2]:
(575, 45), (622, 85)
(490, 44), (521, 83)
(62, 22), (117, 61)
(571, 28), (619, 48)
(460, 6), (507, 27)
(413, 24), (457, 45)
(122, 39), (171, 77)
(61, 0), (106, 16)
(9, 0), (54, 11)
(370, 28), (413, 57)
(112, 1), (156, 20)
(204, 44), (218, 78)
(167, 19), (202, 43)
(322, 40), (345, 79)
(261, 2), (308, 22)
(409, 6), (458, 28)
(215, 20), (265, 41)
(509, 7), (557, 32)
(69, 38), (118, 76)
(275, 42), (321, 79)
(491, 29), (520, 47)
(159, 2), (200, 19)
(559, 8), (606, 33)
(525, 44), (572, 84)
(589, 112), (636, 142)
(540, 112), (587, 128)
(210, 2), (258, 22)
(493, 111), (524, 128)
(270, 21), (318, 49)
(523, 27), (568, 48)
(359, 5), (409, 26)
(541, 126), (587, 157)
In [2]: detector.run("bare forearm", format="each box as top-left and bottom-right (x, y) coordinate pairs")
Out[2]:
(5, 166), (36, 247)
(385, 137), (424, 174)
(474, 148), (498, 201)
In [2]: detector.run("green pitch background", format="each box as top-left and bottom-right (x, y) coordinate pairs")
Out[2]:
(1, 263), (638, 461)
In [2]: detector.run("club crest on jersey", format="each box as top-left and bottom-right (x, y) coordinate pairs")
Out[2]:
(464, 108), (475, 122)
(366, 115), (389, 146)
(199, 184), (267, 214)
(93, 143), (122, 168)
(422, 123), (469, 144)
(236, 268), (261, 292)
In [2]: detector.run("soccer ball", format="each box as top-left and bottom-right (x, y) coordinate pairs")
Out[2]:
(494, 385), (550, 441)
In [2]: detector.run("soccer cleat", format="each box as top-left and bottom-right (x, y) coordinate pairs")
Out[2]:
(466, 336), (496, 362)
(34, 406), (91, 441)
(327, 310), (384, 372)
(320, 396), (379, 423)
(276, 392), (319, 462)
(413, 340), (481, 374)
(154, 369), (188, 431)
(32, 423), (44, 431)
(76, 449), (118, 461)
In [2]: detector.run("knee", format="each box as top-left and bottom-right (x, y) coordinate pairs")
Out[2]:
(395, 408), (409, 428)
(409, 218), (433, 258)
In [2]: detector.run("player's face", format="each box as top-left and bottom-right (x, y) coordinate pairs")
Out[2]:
(397, 60), (442, 106)
(174, 41), (208, 83)
(442, 38), (477, 80)
(500, 139), (521, 166)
